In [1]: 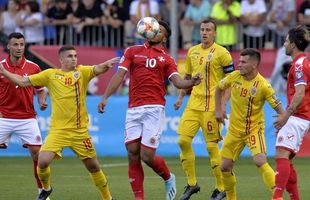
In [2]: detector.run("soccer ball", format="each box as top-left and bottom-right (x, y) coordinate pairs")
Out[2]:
(136, 17), (160, 39)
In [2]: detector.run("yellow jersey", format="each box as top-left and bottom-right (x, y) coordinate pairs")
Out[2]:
(185, 42), (234, 111)
(218, 70), (281, 135)
(29, 65), (95, 129)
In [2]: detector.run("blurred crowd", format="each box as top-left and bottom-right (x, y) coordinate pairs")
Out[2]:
(0, 0), (309, 49)
(0, 0), (308, 96)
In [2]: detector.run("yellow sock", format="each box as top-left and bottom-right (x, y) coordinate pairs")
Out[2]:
(178, 135), (196, 186)
(258, 163), (275, 193)
(37, 166), (51, 190)
(90, 170), (111, 200)
(207, 142), (224, 192)
(222, 171), (237, 200)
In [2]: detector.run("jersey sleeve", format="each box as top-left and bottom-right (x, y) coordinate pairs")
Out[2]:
(118, 47), (132, 71)
(29, 69), (51, 87)
(78, 65), (96, 82)
(293, 58), (309, 86)
(264, 82), (281, 109)
(220, 50), (235, 74)
(33, 64), (44, 91)
(218, 70), (237, 90)
(165, 56), (178, 79)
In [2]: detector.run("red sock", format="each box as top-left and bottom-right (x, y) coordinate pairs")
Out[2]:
(129, 162), (144, 200)
(273, 158), (290, 199)
(33, 160), (42, 189)
(149, 156), (171, 181)
(286, 163), (299, 200)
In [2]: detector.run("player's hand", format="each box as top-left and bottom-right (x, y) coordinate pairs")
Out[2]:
(215, 109), (227, 125)
(174, 98), (182, 110)
(191, 73), (202, 86)
(39, 102), (48, 111)
(105, 57), (121, 68)
(98, 98), (107, 113)
(273, 112), (289, 130)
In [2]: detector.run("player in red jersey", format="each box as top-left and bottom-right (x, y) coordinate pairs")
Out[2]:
(98, 20), (202, 200)
(272, 25), (310, 200)
(0, 32), (48, 197)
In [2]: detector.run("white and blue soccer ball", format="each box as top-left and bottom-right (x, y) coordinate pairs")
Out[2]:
(136, 17), (160, 40)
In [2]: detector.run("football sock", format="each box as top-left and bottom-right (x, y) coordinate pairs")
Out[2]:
(149, 155), (171, 181)
(258, 162), (275, 193)
(178, 135), (196, 186)
(207, 142), (224, 192)
(89, 170), (111, 200)
(33, 160), (43, 189)
(129, 162), (144, 200)
(222, 171), (237, 200)
(286, 163), (299, 200)
(37, 166), (51, 190)
(273, 158), (290, 199)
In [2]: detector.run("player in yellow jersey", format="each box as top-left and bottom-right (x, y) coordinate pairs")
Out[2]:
(215, 48), (285, 200)
(0, 45), (120, 200)
(174, 20), (234, 200)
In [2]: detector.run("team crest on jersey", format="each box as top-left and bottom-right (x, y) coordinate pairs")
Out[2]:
(250, 86), (257, 96)
(36, 135), (41, 142)
(150, 137), (157, 145)
(73, 71), (80, 80)
(295, 71), (303, 79)
(277, 136), (283, 143)
(207, 53), (213, 61)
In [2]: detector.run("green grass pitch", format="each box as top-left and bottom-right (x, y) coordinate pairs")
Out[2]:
(0, 157), (309, 200)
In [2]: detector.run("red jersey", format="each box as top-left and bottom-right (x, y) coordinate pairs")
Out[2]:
(0, 56), (42, 119)
(287, 53), (310, 120)
(119, 42), (178, 107)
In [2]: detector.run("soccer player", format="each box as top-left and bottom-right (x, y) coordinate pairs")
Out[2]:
(272, 25), (310, 200)
(174, 19), (234, 200)
(215, 48), (285, 200)
(98, 20), (202, 200)
(0, 45), (120, 200)
(0, 32), (48, 198)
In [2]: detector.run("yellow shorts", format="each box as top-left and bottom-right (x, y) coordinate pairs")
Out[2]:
(41, 128), (96, 160)
(177, 108), (222, 142)
(221, 127), (266, 161)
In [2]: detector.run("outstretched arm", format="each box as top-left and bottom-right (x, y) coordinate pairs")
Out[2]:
(93, 57), (120, 76)
(0, 63), (32, 87)
(98, 68), (127, 113)
(170, 73), (202, 89)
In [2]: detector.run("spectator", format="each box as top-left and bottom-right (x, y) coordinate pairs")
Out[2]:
(267, 0), (295, 48)
(0, 0), (21, 44)
(70, 0), (79, 13)
(298, 0), (310, 30)
(124, 0), (160, 46)
(180, 0), (211, 49)
(101, 0), (127, 47)
(240, 0), (266, 49)
(45, 0), (73, 44)
(73, 0), (102, 45)
(16, 1), (44, 45)
(210, 0), (240, 51)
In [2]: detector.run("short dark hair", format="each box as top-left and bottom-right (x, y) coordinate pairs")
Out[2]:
(8, 32), (24, 40)
(55, 0), (67, 3)
(288, 25), (310, 51)
(58, 45), (76, 55)
(240, 48), (261, 63)
(158, 20), (171, 38)
(201, 19), (217, 31)
(27, 1), (40, 13)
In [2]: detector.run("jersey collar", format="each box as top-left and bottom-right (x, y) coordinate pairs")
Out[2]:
(144, 41), (165, 52)
(6, 55), (26, 69)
